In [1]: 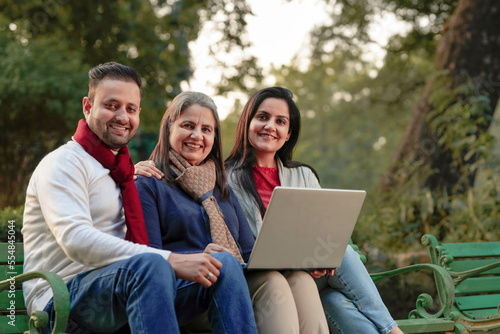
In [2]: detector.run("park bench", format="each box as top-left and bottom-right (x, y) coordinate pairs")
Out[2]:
(422, 234), (500, 333)
(181, 242), (460, 334)
(349, 242), (460, 334)
(5, 235), (497, 334)
(0, 242), (70, 334)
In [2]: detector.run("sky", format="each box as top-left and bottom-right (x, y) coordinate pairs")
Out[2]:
(183, 0), (408, 120)
(184, 0), (331, 119)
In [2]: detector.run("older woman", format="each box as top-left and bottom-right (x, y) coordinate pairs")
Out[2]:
(135, 91), (328, 333)
(134, 92), (257, 333)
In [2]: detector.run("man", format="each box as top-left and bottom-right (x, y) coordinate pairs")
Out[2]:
(22, 62), (257, 333)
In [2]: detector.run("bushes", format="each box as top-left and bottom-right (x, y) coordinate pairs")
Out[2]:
(354, 164), (500, 253)
(0, 205), (23, 242)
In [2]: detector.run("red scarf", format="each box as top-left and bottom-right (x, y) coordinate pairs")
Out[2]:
(73, 119), (149, 246)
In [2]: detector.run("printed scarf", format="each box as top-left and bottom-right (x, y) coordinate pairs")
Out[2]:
(169, 150), (244, 263)
(73, 119), (149, 245)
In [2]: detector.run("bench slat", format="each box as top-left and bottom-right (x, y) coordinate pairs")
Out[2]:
(0, 291), (26, 311)
(440, 242), (500, 258)
(423, 234), (500, 332)
(0, 314), (29, 333)
(455, 294), (500, 311)
(447, 259), (500, 274)
(455, 276), (500, 294)
(0, 243), (24, 263)
(461, 308), (500, 319)
(0, 266), (24, 282)
(396, 318), (456, 333)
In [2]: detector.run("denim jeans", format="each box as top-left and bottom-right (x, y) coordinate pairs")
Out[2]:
(315, 245), (398, 334)
(43, 252), (257, 334)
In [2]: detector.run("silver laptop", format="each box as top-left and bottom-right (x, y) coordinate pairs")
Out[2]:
(246, 187), (366, 270)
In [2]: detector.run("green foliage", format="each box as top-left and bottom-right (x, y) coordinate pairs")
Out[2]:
(356, 164), (500, 250)
(220, 98), (245, 157)
(264, 0), (500, 252)
(0, 0), (256, 207)
(0, 34), (87, 207)
(0, 35), (87, 127)
(0, 0), (255, 132)
(265, 28), (434, 191)
(2, 0), (499, 256)
(0, 206), (23, 242)
(429, 76), (496, 180)
(354, 78), (500, 249)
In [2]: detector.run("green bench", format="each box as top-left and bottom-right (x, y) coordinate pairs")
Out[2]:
(349, 242), (459, 334)
(5, 236), (498, 334)
(0, 242), (70, 334)
(422, 234), (500, 333)
(182, 241), (460, 334)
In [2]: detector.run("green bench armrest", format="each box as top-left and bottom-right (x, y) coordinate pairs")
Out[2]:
(0, 271), (70, 334)
(422, 234), (500, 332)
(369, 263), (457, 321)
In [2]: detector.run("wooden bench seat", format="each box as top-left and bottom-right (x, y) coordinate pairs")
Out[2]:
(0, 242), (70, 334)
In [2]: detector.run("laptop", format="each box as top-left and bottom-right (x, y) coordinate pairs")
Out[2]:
(246, 186), (366, 270)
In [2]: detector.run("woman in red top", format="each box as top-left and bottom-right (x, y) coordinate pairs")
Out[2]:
(224, 87), (403, 334)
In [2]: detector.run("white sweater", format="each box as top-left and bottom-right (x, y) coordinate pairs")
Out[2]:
(22, 140), (171, 313)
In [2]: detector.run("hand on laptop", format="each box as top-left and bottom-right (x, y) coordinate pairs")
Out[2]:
(310, 269), (335, 278)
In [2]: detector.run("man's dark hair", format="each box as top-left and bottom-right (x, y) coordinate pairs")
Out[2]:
(88, 62), (142, 101)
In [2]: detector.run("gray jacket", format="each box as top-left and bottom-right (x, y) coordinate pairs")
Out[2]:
(227, 159), (320, 238)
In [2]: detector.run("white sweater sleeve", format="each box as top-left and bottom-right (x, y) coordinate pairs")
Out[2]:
(22, 142), (170, 314)
(42, 152), (168, 265)
(24, 142), (170, 269)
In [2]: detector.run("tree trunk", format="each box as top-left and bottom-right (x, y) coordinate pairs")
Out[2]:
(381, 0), (500, 192)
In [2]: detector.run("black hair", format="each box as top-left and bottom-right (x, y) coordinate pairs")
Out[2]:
(88, 62), (142, 101)
(225, 87), (319, 216)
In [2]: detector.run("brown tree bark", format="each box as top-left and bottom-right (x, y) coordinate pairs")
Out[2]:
(381, 0), (500, 192)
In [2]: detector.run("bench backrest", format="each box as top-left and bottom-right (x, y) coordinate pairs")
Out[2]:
(0, 242), (29, 333)
(422, 234), (500, 322)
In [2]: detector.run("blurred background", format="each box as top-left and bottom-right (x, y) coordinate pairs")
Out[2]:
(1, 0), (500, 318)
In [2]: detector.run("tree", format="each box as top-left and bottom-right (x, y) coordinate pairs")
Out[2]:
(372, 0), (500, 245)
(381, 0), (500, 196)
(265, 0), (500, 246)
(0, 0), (257, 208)
(266, 0), (440, 191)
(0, 36), (87, 207)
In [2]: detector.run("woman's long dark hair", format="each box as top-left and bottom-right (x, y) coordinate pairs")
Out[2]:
(150, 91), (229, 200)
(225, 87), (318, 215)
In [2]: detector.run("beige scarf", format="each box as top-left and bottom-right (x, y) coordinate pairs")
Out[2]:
(169, 150), (244, 263)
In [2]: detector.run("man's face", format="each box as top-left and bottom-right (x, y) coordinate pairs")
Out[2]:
(83, 79), (141, 151)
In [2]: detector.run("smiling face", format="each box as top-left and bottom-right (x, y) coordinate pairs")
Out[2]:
(83, 79), (141, 151)
(169, 104), (216, 166)
(248, 97), (291, 166)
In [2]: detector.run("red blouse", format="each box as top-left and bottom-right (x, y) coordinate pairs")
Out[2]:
(253, 166), (281, 209)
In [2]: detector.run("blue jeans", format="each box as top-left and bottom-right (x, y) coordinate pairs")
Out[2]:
(43, 252), (257, 334)
(316, 245), (398, 334)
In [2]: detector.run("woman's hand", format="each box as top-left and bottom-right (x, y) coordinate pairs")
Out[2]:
(309, 269), (335, 278)
(134, 160), (164, 180)
(204, 243), (232, 255)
